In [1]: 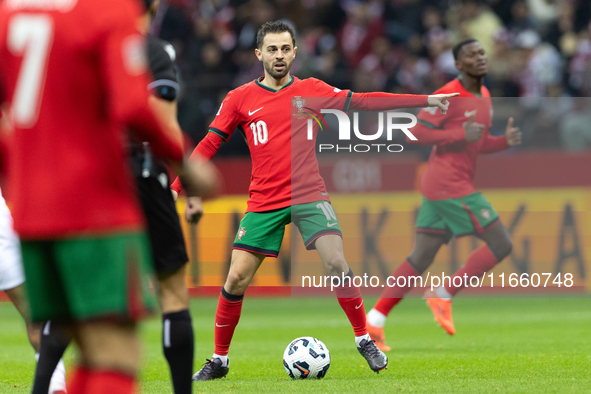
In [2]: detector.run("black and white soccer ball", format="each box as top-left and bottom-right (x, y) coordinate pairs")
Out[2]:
(283, 336), (331, 379)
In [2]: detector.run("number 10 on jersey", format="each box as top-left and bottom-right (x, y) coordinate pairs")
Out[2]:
(250, 121), (268, 145)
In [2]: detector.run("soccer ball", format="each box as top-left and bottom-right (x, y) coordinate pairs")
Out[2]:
(282, 336), (331, 379)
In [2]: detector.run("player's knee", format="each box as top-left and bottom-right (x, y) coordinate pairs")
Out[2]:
(27, 325), (41, 352)
(323, 255), (347, 276)
(489, 236), (513, 261)
(158, 270), (189, 312)
(497, 238), (513, 260)
(225, 271), (251, 293)
(409, 248), (439, 273)
(160, 288), (189, 314)
(407, 256), (430, 274)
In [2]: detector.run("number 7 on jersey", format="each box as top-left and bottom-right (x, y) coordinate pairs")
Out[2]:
(7, 15), (54, 128)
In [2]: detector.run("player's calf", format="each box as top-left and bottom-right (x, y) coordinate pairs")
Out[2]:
(162, 310), (194, 394)
(32, 321), (70, 394)
(158, 268), (194, 394)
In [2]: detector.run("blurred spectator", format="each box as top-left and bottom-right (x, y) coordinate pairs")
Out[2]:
(568, 34), (591, 95)
(527, 0), (559, 35)
(560, 98), (591, 150)
(488, 28), (520, 96)
(512, 30), (562, 97)
(153, 0), (591, 153)
(452, 0), (503, 58)
(338, 0), (385, 68)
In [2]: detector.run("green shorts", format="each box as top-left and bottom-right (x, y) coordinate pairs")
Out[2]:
(21, 232), (155, 323)
(232, 201), (342, 257)
(416, 192), (499, 242)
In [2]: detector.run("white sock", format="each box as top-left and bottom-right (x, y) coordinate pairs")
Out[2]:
(355, 333), (371, 348)
(366, 308), (387, 328)
(436, 286), (452, 300)
(49, 359), (67, 392)
(212, 354), (229, 367)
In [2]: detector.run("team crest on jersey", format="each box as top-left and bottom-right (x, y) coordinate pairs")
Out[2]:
(238, 227), (246, 241)
(481, 209), (491, 220)
(292, 97), (307, 119)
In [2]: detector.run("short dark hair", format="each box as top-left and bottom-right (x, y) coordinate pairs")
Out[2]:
(452, 38), (478, 61)
(256, 21), (296, 49)
(143, 0), (154, 11)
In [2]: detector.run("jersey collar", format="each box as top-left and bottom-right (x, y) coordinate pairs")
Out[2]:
(255, 75), (294, 93)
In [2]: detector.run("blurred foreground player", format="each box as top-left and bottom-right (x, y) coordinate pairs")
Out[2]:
(366, 39), (522, 350)
(171, 21), (458, 380)
(30, 1), (200, 393)
(0, 0), (215, 393)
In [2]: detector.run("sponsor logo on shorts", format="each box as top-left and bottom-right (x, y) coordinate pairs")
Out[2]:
(237, 227), (246, 241)
(481, 209), (491, 220)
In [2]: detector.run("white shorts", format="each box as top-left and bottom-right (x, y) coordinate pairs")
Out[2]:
(0, 189), (24, 291)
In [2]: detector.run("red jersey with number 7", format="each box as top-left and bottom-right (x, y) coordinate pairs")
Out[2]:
(0, 0), (183, 238)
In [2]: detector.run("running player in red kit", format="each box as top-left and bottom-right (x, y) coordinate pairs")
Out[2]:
(366, 39), (522, 351)
(0, 0), (214, 393)
(171, 21), (458, 380)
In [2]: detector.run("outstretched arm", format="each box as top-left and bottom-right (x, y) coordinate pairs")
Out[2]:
(170, 131), (224, 194)
(408, 121), (466, 145)
(350, 92), (458, 114)
(407, 111), (484, 146)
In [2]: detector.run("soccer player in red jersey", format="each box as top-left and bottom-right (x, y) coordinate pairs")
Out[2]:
(29, 2), (202, 393)
(366, 39), (523, 350)
(171, 21), (458, 380)
(0, 0), (214, 393)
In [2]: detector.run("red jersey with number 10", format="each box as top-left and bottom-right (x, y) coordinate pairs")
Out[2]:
(205, 76), (350, 212)
(172, 75), (429, 212)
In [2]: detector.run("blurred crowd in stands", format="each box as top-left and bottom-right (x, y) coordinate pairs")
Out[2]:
(151, 0), (591, 153)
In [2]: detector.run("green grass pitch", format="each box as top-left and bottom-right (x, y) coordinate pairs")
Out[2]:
(1, 297), (590, 393)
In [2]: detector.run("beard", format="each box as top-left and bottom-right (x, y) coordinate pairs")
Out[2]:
(264, 59), (291, 79)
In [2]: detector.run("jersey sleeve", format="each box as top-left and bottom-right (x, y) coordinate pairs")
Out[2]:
(307, 78), (429, 112)
(479, 131), (509, 154)
(410, 105), (466, 146)
(99, 0), (182, 161)
(410, 84), (465, 146)
(171, 90), (240, 193)
(208, 89), (241, 142)
(307, 78), (353, 111)
(147, 37), (179, 101)
(416, 105), (448, 129)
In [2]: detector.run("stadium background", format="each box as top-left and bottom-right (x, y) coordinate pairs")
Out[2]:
(1, 1), (591, 393)
(156, 0), (591, 294)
